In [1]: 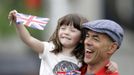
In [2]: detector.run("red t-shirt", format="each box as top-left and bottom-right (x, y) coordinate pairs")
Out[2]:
(80, 64), (119, 75)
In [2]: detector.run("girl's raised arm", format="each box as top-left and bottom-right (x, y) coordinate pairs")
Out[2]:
(8, 10), (44, 53)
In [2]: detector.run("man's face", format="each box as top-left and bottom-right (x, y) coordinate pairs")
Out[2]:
(84, 30), (113, 65)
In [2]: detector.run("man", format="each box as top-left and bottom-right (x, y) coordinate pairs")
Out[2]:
(80, 20), (124, 75)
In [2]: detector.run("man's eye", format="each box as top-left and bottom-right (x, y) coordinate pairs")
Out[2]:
(93, 37), (99, 41)
(85, 34), (89, 37)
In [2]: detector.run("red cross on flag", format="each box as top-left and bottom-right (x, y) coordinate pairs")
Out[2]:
(16, 13), (49, 30)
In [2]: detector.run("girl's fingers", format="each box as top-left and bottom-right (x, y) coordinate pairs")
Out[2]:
(8, 10), (18, 24)
(106, 61), (118, 73)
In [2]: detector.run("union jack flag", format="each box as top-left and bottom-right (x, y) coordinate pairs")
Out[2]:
(56, 70), (81, 75)
(16, 13), (49, 30)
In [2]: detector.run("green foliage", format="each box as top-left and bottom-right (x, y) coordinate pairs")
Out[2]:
(0, 0), (43, 38)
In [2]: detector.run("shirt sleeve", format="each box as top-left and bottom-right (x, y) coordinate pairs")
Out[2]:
(39, 41), (54, 59)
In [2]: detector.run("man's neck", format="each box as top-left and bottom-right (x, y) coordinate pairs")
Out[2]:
(86, 60), (109, 74)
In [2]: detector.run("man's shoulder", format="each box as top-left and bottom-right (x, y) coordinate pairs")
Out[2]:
(107, 72), (119, 75)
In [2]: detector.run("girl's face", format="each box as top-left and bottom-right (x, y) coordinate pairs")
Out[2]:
(58, 24), (81, 48)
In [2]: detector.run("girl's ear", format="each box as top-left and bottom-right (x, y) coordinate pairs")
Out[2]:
(107, 42), (118, 55)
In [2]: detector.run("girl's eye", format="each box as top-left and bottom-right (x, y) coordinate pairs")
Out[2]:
(60, 26), (66, 30)
(61, 27), (65, 29)
(70, 29), (76, 32)
(70, 27), (79, 32)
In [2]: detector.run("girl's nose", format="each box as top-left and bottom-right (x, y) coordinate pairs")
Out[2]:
(64, 28), (70, 34)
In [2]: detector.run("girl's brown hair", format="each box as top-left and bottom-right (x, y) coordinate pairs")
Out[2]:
(49, 13), (88, 61)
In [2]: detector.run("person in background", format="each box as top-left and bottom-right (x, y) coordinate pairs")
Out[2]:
(80, 19), (124, 75)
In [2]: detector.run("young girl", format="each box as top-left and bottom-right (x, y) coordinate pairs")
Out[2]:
(8, 10), (117, 75)
(8, 10), (88, 75)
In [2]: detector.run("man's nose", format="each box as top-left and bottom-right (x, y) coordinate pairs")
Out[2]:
(85, 38), (93, 46)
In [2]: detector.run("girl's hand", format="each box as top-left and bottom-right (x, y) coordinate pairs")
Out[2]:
(106, 61), (118, 73)
(8, 10), (18, 25)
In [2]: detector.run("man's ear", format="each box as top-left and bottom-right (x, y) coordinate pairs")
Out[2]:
(107, 42), (118, 55)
